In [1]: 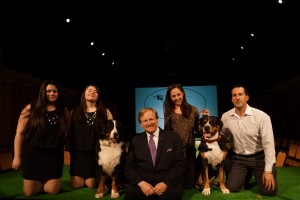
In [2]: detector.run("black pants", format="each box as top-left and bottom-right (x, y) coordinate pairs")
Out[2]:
(183, 147), (196, 189)
(225, 151), (278, 196)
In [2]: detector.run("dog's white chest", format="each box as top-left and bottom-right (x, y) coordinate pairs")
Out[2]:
(98, 142), (123, 176)
(204, 142), (224, 167)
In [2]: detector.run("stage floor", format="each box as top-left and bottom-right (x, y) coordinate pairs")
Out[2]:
(0, 165), (299, 200)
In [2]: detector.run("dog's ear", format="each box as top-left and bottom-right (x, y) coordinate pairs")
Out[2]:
(116, 120), (125, 141)
(197, 119), (201, 130)
(197, 117), (204, 138)
(198, 115), (207, 127)
(116, 120), (123, 132)
(197, 118), (204, 137)
(98, 121), (106, 139)
(218, 117), (223, 130)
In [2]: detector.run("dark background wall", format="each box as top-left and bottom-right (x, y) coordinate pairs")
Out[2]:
(1, 1), (300, 150)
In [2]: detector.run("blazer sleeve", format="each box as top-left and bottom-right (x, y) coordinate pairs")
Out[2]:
(161, 131), (186, 187)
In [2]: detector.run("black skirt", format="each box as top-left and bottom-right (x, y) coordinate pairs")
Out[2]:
(22, 145), (64, 182)
(69, 149), (98, 179)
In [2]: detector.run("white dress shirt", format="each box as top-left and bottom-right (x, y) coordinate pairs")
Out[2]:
(221, 104), (276, 172)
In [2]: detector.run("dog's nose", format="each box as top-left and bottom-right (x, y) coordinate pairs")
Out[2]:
(204, 125), (211, 132)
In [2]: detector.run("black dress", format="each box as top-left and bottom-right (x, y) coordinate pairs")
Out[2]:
(68, 111), (102, 179)
(22, 110), (65, 182)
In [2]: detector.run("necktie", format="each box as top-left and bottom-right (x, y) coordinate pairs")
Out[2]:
(149, 134), (157, 166)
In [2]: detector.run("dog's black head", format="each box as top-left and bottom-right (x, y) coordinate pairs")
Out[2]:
(100, 119), (123, 144)
(198, 115), (223, 140)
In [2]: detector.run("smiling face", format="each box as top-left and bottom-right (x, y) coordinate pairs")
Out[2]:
(46, 84), (58, 103)
(170, 87), (184, 107)
(139, 109), (159, 134)
(85, 85), (99, 102)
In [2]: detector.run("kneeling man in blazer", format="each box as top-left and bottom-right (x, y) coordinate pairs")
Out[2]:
(124, 107), (186, 200)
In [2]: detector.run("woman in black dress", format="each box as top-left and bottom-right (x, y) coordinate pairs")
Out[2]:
(67, 84), (113, 189)
(12, 79), (69, 196)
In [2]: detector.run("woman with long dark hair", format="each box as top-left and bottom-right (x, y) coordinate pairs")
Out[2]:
(12, 79), (69, 196)
(163, 83), (209, 189)
(67, 84), (113, 189)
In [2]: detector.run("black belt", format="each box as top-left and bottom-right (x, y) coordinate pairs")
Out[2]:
(234, 150), (264, 157)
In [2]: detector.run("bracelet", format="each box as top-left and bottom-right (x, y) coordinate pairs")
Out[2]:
(264, 171), (272, 174)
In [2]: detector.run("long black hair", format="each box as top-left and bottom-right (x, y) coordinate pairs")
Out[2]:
(24, 79), (69, 137)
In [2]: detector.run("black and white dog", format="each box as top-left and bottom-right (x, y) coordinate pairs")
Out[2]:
(95, 119), (127, 199)
(195, 115), (231, 195)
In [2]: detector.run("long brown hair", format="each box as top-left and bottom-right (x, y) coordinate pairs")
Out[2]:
(163, 83), (193, 119)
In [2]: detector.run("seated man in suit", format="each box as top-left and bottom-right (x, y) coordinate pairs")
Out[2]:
(123, 107), (186, 200)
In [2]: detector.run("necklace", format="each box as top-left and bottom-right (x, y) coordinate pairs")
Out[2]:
(46, 113), (58, 125)
(86, 111), (97, 125)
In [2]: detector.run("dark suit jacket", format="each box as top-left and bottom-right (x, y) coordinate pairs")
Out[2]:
(124, 128), (185, 188)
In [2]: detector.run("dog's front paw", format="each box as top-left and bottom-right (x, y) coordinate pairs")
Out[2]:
(111, 191), (120, 199)
(221, 188), (230, 194)
(95, 192), (104, 198)
(202, 188), (211, 195)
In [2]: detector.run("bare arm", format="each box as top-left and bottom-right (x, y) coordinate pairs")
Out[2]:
(12, 104), (30, 170)
(106, 109), (113, 120)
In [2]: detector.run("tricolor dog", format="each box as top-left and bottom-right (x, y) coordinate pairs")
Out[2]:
(195, 115), (231, 195)
(95, 119), (127, 199)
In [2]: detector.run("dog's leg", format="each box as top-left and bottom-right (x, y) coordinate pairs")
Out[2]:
(110, 176), (120, 199)
(195, 174), (204, 189)
(219, 166), (230, 194)
(202, 160), (211, 195)
(95, 175), (106, 198)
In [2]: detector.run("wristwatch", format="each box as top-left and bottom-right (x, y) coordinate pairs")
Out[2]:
(264, 171), (272, 174)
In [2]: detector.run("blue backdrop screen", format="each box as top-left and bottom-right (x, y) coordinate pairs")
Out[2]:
(135, 85), (218, 133)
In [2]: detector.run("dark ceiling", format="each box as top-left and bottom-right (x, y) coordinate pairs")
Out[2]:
(1, 1), (299, 93)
